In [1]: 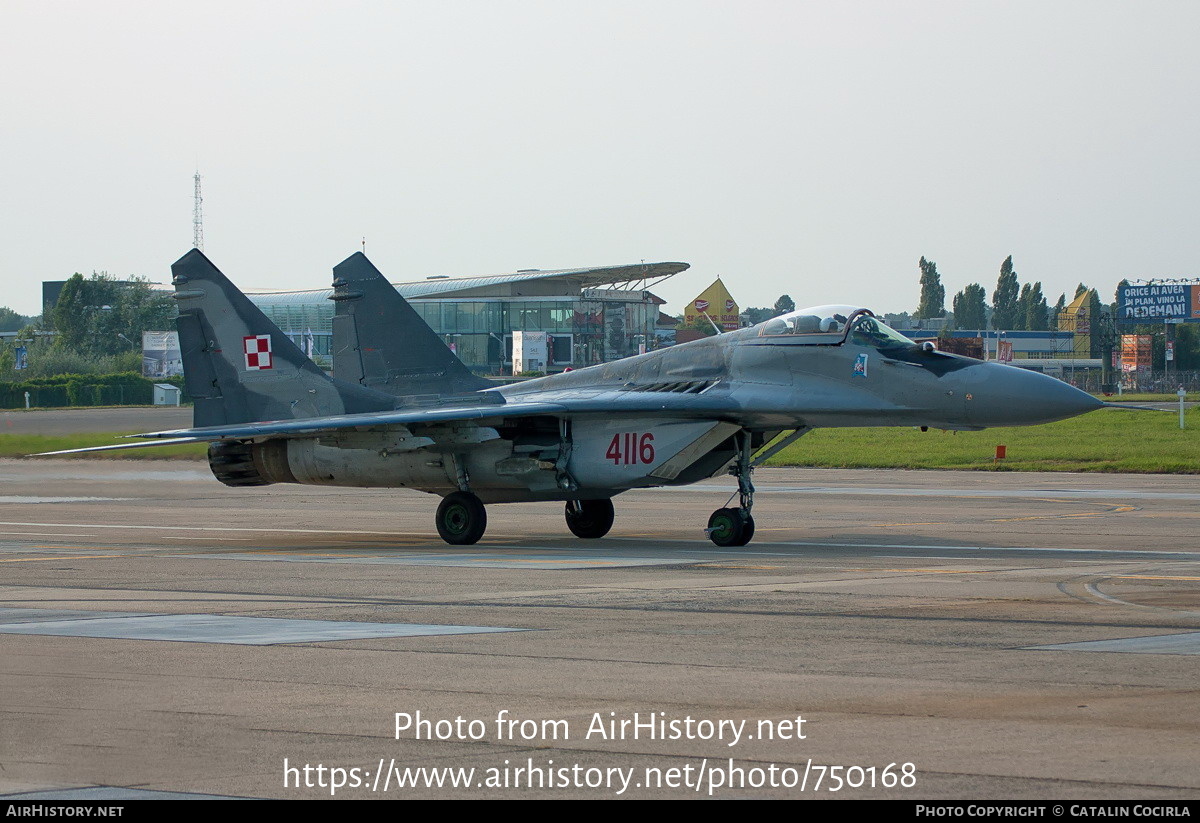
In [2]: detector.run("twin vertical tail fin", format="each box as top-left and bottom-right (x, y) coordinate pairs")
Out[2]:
(172, 249), (395, 427)
(330, 253), (492, 398)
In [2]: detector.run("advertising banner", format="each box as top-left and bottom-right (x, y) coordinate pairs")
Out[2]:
(1119, 334), (1153, 373)
(683, 279), (740, 331)
(142, 331), (183, 377)
(1118, 283), (1200, 323)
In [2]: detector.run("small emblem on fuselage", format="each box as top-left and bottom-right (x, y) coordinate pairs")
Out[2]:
(243, 335), (273, 370)
(853, 353), (868, 377)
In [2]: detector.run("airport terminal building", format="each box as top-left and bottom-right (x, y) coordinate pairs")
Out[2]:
(244, 262), (687, 374)
(901, 328), (1100, 375)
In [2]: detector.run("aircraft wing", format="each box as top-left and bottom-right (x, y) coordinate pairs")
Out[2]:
(32, 391), (745, 457)
(130, 392), (742, 440)
(128, 399), (573, 441)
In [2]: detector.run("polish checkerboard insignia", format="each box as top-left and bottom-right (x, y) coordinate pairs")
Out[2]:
(243, 335), (273, 370)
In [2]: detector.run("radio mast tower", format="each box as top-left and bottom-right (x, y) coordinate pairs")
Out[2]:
(192, 171), (205, 251)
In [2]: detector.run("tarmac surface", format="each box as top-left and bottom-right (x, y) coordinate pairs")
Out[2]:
(0, 458), (1198, 799)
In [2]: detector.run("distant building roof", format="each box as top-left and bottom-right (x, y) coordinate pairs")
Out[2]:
(246, 262), (689, 306)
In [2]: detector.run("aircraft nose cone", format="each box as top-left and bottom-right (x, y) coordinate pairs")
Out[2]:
(966, 363), (1103, 426)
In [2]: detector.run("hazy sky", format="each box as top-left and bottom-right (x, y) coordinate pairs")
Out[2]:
(3, 0), (1197, 317)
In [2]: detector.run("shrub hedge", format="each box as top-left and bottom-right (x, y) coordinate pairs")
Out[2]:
(0, 372), (188, 409)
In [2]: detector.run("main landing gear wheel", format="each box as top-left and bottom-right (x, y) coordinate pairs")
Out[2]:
(565, 499), (615, 539)
(707, 507), (755, 547)
(436, 491), (487, 545)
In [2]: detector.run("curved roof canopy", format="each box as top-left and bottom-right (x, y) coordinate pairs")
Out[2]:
(247, 262), (689, 306)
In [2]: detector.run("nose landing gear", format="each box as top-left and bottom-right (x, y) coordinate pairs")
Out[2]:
(707, 431), (756, 547)
(707, 506), (754, 547)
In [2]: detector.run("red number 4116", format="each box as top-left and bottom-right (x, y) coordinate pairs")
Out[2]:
(606, 432), (655, 465)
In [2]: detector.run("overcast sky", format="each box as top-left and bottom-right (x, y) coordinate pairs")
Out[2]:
(2, 0), (1197, 318)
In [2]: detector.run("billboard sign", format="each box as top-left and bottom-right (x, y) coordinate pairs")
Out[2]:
(512, 330), (548, 374)
(1120, 334), (1153, 373)
(1117, 283), (1200, 323)
(683, 279), (740, 331)
(142, 331), (183, 377)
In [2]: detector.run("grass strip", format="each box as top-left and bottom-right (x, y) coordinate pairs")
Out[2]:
(763, 407), (1199, 473)
(3, 407), (1196, 473)
(0, 432), (207, 460)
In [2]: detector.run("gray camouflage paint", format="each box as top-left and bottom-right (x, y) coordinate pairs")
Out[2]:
(163, 249), (1102, 504)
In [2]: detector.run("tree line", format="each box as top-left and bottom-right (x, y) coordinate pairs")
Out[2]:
(0, 271), (176, 379)
(914, 256), (1200, 368)
(916, 255), (1104, 333)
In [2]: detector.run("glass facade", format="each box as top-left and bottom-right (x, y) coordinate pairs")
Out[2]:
(251, 293), (661, 373)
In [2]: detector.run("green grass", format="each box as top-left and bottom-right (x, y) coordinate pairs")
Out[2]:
(764, 407), (1200, 473)
(5, 407), (1198, 473)
(0, 404), (181, 411)
(1099, 393), (1194, 402)
(1, 432), (207, 460)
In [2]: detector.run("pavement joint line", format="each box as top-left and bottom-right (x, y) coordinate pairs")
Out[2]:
(32, 547), (144, 554)
(0, 555), (140, 563)
(873, 555), (1028, 561)
(160, 536), (257, 541)
(875, 506), (1140, 528)
(0, 532), (101, 537)
(657, 484), (1200, 501)
(1081, 582), (1200, 615)
(611, 536), (1200, 556)
(849, 568), (997, 574)
(0, 521), (447, 536)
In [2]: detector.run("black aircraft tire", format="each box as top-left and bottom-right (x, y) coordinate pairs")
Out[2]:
(565, 499), (615, 539)
(436, 492), (487, 545)
(735, 511), (755, 546)
(708, 507), (750, 547)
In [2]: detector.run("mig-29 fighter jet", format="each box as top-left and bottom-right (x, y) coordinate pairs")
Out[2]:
(41, 249), (1104, 548)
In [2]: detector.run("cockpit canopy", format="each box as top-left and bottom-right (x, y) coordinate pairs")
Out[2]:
(757, 305), (917, 350)
(758, 305), (857, 337)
